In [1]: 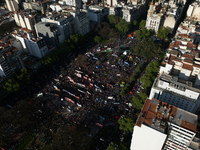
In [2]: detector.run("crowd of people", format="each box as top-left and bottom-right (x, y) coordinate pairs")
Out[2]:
(32, 38), (147, 149)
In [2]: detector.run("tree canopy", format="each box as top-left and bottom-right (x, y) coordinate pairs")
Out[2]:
(118, 115), (135, 132)
(3, 68), (32, 93)
(107, 142), (128, 150)
(157, 26), (170, 39)
(132, 91), (148, 112)
(95, 15), (130, 42)
(120, 83), (131, 96)
(140, 60), (160, 90)
(135, 27), (153, 41)
(132, 38), (162, 60)
(135, 64), (143, 73)
(115, 18), (130, 34)
(133, 20), (138, 26)
(139, 20), (146, 28)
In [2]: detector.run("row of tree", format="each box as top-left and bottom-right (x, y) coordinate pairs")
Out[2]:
(140, 60), (160, 90)
(132, 91), (148, 113)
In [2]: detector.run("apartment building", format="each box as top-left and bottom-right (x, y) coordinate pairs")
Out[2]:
(70, 10), (90, 35)
(0, 39), (23, 80)
(59, 0), (82, 9)
(87, 5), (108, 24)
(130, 98), (199, 150)
(107, 0), (118, 6)
(5, 0), (19, 11)
(121, 6), (135, 22)
(41, 13), (71, 42)
(14, 10), (36, 31)
(12, 29), (49, 58)
(35, 22), (61, 47)
(23, 0), (49, 14)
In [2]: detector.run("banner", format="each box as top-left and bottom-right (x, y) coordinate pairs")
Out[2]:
(65, 97), (75, 104)
(75, 73), (82, 78)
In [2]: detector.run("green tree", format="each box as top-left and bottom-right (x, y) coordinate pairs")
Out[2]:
(133, 20), (138, 26)
(157, 26), (170, 39)
(70, 34), (84, 45)
(115, 19), (130, 34)
(118, 116), (135, 132)
(135, 27), (152, 41)
(132, 91), (147, 112)
(146, 60), (160, 75)
(17, 68), (32, 85)
(139, 20), (146, 28)
(3, 78), (20, 93)
(94, 35), (101, 43)
(135, 64), (143, 73)
(107, 142), (128, 150)
(140, 60), (160, 89)
(107, 15), (116, 24)
(133, 38), (162, 60)
(120, 83), (130, 96)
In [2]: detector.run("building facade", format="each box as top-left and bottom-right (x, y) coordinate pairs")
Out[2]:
(41, 13), (71, 43)
(14, 10), (36, 31)
(12, 29), (49, 58)
(62, 0), (82, 9)
(5, 0), (19, 11)
(35, 22), (61, 47)
(0, 40), (23, 79)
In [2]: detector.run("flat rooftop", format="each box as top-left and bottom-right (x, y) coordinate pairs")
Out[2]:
(136, 98), (197, 133)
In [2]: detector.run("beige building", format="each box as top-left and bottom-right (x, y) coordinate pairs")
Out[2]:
(5, 0), (19, 11)
(14, 10), (36, 31)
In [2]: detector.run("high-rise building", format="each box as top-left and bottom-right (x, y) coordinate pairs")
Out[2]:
(70, 10), (90, 35)
(130, 98), (199, 150)
(14, 10), (36, 31)
(35, 22), (61, 47)
(41, 13), (71, 42)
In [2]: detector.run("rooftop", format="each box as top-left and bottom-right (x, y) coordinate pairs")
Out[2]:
(136, 98), (197, 133)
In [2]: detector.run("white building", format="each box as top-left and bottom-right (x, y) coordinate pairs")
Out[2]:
(12, 29), (49, 59)
(145, 2), (163, 32)
(107, 0), (118, 6)
(50, 3), (62, 12)
(14, 10), (36, 31)
(130, 98), (199, 150)
(5, 0), (19, 11)
(121, 6), (135, 22)
(41, 13), (71, 43)
(61, 0), (82, 9)
(187, 2), (200, 20)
